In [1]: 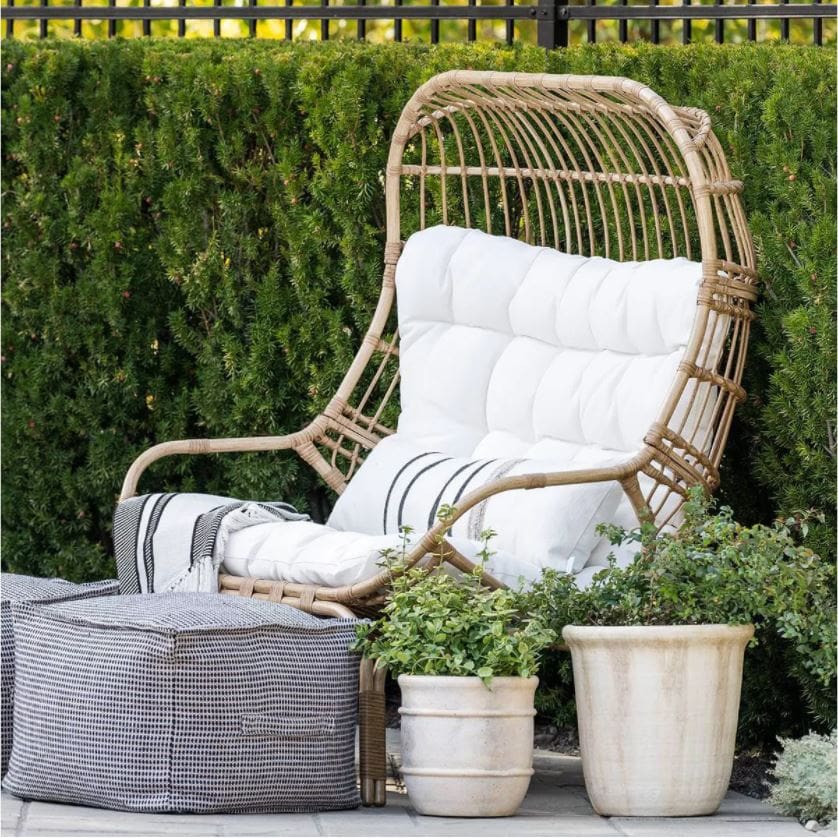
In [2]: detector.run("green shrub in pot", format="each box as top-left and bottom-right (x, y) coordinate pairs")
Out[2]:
(353, 523), (555, 684)
(531, 487), (835, 675)
(353, 516), (555, 817)
(528, 487), (836, 817)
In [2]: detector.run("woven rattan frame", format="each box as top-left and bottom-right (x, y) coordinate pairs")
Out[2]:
(119, 71), (757, 806)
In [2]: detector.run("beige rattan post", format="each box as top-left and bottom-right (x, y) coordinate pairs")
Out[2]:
(119, 72), (757, 807)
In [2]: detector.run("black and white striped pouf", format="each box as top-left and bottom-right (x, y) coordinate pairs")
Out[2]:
(2, 592), (362, 813)
(1, 574), (120, 775)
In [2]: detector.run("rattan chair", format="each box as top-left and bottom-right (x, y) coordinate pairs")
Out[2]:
(120, 71), (757, 806)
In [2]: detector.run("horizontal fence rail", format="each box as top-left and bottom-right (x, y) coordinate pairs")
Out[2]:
(2, 0), (834, 45)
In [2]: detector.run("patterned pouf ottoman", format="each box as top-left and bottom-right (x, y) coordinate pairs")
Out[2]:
(3, 592), (362, 813)
(1, 574), (120, 775)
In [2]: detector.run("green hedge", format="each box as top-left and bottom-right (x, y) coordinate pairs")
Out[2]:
(2, 40), (835, 740)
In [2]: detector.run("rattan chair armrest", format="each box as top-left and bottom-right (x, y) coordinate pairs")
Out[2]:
(118, 420), (324, 501)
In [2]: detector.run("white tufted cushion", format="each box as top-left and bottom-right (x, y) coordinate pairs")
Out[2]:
(322, 226), (706, 583)
(396, 225), (701, 457)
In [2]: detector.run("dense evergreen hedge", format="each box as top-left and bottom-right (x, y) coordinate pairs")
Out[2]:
(2, 40), (835, 740)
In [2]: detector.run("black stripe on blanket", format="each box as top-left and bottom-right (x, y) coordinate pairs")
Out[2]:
(143, 493), (176, 593)
(191, 504), (240, 567)
(113, 494), (153, 595)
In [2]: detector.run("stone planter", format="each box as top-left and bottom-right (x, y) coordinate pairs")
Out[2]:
(563, 624), (754, 817)
(398, 674), (538, 817)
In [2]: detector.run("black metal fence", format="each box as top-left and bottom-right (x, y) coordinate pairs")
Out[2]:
(2, 0), (834, 47)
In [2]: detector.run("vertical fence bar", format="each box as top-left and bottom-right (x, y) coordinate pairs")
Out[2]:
(107, 0), (116, 36)
(715, 0), (724, 42)
(430, 0), (439, 43)
(619, 0), (628, 42)
(586, 0), (596, 42)
(142, 0), (150, 35)
(813, 0), (822, 43)
(285, 0), (292, 39)
(357, 0), (366, 38)
(213, 0), (220, 37)
(40, 0), (47, 37)
(682, 0), (692, 43)
(179, 0), (186, 36)
(556, 0), (568, 46)
(74, 0), (81, 36)
(394, 0), (403, 41)
(747, 0), (756, 39)
(6, 0), (13, 37)
(537, 0), (567, 47)
(781, 0), (790, 38)
(537, 0), (554, 46)
(650, 0), (659, 42)
(506, 0), (514, 44)
(321, 0), (328, 40)
(468, 0), (476, 40)
(249, 0), (256, 36)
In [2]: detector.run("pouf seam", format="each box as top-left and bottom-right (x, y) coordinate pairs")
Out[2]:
(167, 632), (177, 812)
(10, 607), (361, 637)
(0, 581), (119, 607)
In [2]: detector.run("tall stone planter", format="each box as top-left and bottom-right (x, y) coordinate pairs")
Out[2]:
(398, 675), (538, 817)
(563, 624), (754, 817)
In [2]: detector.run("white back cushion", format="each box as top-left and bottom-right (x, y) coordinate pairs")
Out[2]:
(396, 225), (702, 459)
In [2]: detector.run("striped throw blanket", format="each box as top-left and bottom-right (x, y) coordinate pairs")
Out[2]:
(113, 493), (308, 594)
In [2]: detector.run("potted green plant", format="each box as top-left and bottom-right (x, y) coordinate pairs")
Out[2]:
(531, 488), (835, 818)
(353, 511), (555, 818)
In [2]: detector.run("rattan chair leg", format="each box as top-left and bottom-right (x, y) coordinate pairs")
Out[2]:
(358, 658), (388, 807)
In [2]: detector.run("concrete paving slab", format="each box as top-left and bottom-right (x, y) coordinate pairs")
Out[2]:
(0, 733), (803, 838)
(316, 806), (422, 836)
(714, 792), (797, 820)
(610, 815), (812, 837)
(515, 779), (597, 816)
(1, 797), (25, 837)
(408, 812), (620, 837)
(17, 831), (218, 838)
(19, 800), (223, 837)
(531, 752), (585, 781)
(2, 788), (806, 838)
(217, 813), (319, 836)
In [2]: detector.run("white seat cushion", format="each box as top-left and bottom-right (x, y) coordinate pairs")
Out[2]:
(222, 522), (399, 588)
(221, 520), (528, 588)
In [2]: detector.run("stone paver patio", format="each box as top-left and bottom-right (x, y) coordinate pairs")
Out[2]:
(1, 732), (824, 838)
